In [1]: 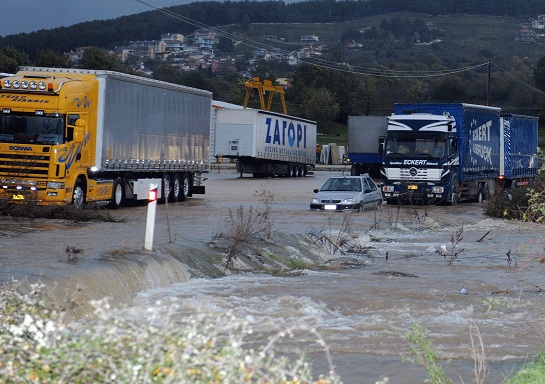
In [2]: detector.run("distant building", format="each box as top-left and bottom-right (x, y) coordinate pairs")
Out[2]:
(300, 34), (319, 43)
(532, 15), (545, 29)
(517, 28), (537, 41)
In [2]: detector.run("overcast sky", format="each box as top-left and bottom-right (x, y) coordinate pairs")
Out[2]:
(0, 0), (189, 36)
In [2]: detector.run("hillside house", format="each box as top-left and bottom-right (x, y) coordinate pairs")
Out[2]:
(517, 28), (537, 41)
(300, 34), (319, 43)
(532, 15), (545, 29)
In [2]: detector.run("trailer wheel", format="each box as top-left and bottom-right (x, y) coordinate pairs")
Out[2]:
(291, 165), (298, 177)
(72, 179), (86, 209)
(107, 178), (124, 209)
(180, 173), (192, 201)
(297, 165), (303, 177)
(172, 173), (182, 202)
(159, 173), (172, 204)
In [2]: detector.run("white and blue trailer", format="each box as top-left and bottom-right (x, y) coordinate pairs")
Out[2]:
(380, 103), (538, 205)
(213, 108), (317, 177)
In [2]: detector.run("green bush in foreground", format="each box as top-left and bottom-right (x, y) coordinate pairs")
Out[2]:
(485, 163), (545, 223)
(506, 349), (545, 384)
(0, 282), (340, 383)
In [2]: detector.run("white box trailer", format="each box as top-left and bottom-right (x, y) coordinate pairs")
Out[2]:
(214, 109), (317, 177)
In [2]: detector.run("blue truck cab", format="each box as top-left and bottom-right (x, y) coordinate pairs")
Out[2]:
(380, 103), (538, 205)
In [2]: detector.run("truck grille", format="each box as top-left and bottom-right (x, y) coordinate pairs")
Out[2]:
(386, 167), (442, 181)
(0, 153), (50, 179)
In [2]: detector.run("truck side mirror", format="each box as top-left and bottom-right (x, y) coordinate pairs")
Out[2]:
(73, 119), (86, 143)
(378, 136), (385, 156)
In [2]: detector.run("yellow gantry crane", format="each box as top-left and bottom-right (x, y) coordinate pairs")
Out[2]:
(243, 77), (287, 115)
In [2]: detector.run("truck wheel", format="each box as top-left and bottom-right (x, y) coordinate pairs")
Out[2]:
(172, 173), (182, 202)
(180, 173), (191, 201)
(107, 177), (124, 209)
(351, 164), (360, 176)
(72, 179), (86, 209)
(297, 165), (303, 177)
(448, 182), (459, 206)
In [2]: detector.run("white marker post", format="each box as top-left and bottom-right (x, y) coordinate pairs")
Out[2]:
(144, 184), (158, 251)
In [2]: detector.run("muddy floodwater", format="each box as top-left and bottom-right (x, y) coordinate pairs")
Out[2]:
(1, 167), (544, 383)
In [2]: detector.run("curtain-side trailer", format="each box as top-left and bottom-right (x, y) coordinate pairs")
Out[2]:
(0, 67), (212, 208)
(347, 115), (387, 179)
(214, 109), (317, 177)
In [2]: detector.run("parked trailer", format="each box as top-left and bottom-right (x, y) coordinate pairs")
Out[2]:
(0, 67), (212, 208)
(381, 103), (538, 205)
(214, 109), (317, 177)
(347, 115), (387, 179)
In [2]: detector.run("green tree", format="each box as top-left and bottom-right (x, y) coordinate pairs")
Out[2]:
(153, 63), (183, 84)
(533, 56), (545, 92)
(0, 55), (18, 74)
(34, 50), (71, 68)
(429, 75), (466, 103)
(299, 88), (339, 132)
(218, 37), (235, 52)
(0, 46), (29, 73)
(77, 47), (125, 71)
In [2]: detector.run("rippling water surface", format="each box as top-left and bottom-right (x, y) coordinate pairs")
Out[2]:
(2, 170), (544, 383)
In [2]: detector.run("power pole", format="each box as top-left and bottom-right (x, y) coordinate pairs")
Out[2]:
(487, 60), (491, 106)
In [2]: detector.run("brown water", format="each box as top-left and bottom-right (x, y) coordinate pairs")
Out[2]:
(1, 168), (544, 383)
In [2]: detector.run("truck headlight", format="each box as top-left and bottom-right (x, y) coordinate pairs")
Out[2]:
(383, 185), (394, 192)
(47, 182), (65, 189)
(432, 186), (444, 193)
(311, 198), (320, 204)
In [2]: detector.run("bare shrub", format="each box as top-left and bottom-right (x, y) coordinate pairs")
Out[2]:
(255, 188), (274, 239)
(63, 246), (83, 262)
(436, 226), (465, 266)
(216, 189), (276, 269)
(224, 206), (259, 265)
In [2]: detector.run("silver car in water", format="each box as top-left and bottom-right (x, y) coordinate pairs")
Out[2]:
(310, 174), (382, 212)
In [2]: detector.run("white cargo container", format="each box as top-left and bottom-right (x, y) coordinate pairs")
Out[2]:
(214, 109), (317, 177)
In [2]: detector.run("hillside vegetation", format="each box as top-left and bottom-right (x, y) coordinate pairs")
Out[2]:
(1, 0), (545, 139)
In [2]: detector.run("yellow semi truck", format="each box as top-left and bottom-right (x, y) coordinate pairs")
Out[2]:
(0, 67), (212, 208)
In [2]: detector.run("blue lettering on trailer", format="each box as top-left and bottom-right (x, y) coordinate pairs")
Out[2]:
(265, 116), (307, 149)
(273, 119), (281, 144)
(288, 122), (295, 146)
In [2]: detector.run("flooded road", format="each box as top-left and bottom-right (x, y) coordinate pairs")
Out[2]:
(1, 166), (544, 383)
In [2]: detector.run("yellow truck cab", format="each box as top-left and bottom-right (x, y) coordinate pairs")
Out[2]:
(0, 67), (211, 208)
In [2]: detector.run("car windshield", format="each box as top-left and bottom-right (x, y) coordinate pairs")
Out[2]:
(321, 178), (361, 192)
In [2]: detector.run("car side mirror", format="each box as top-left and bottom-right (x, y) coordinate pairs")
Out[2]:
(313, 189), (319, 193)
(364, 188), (372, 194)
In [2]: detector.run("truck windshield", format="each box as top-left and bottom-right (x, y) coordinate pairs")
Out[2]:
(0, 113), (65, 145)
(385, 134), (445, 159)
